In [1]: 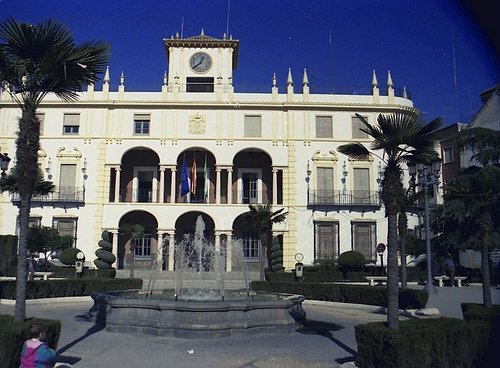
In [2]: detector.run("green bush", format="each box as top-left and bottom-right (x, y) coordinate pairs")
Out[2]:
(0, 278), (142, 299)
(59, 248), (83, 266)
(0, 235), (18, 276)
(251, 281), (428, 309)
(337, 251), (366, 270)
(356, 318), (489, 368)
(95, 230), (115, 269)
(461, 302), (500, 366)
(269, 237), (283, 272)
(0, 315), (61, 368)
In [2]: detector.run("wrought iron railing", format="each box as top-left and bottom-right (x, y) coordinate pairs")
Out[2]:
(308, 190), (381, 207)
(11, 186), (85, 203)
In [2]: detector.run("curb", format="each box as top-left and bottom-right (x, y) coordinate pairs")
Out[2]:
(0, 296), (92, 305)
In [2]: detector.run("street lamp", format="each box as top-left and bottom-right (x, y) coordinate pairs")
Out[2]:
(408, 158), (441, 294)
(0, 153), (11, 177)
(305, 160), (312, 203)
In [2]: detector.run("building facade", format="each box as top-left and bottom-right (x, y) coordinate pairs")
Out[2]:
(0, 32), (417, 274)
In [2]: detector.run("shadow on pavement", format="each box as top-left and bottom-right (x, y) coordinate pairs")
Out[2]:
(297, 319), (357, 364)
(56, 314), (104, 357)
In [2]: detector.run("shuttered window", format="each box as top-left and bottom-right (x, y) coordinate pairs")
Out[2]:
(353, 168), (370, 204)
(244, 115), (261, 137)
(352, 116), (369, 139)
(59, 164), (77, 198)
(316, 116), (332, 138)
(314, 221), (339, 260)
(352, 222), (376, 261)
(134, 114), (150, 135)
(36, 113), (45, 135)
(63, 113), (80, 134)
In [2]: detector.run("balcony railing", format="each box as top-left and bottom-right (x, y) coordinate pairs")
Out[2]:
(308, 190), (381, 207)
(11, 186), (85, 204)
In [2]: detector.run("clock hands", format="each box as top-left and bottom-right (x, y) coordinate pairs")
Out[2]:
(193, 57), (204, 69)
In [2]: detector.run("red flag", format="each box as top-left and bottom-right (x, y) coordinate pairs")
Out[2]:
(191, 155), (197, 195)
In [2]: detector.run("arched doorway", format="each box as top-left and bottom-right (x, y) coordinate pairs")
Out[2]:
(118, 210), (158, 270)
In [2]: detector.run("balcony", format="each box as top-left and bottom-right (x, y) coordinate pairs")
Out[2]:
(11, 186), (85, 206)
(308, 190), (381, 210)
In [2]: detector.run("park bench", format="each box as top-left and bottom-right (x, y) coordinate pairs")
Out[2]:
(33, 272), (54, 280)
(433, 275), (467, 287)
(366, 276), (387, 286)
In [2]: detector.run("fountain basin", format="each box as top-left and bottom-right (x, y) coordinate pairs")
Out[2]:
(90, 291), (305, 338)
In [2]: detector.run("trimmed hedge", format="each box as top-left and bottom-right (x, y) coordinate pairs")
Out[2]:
(49, 267), (117, 279)
(0, 235), (17, 276)
(0, 278), (142, 299)
(461, 303), (500, 367)
(355, 318), (489, 368)
(251, 281), (428, 309)
(0, 315), (61, 368)
(268, 267), (427, 283)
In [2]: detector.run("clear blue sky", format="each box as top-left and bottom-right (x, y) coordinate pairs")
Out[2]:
(1, 0), (498, 125)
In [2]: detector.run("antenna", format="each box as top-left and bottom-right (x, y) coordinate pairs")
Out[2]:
(226, 0), (231, 36)
(181, 17), (184, 38)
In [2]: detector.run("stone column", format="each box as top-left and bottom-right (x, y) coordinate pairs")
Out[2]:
(159, 166), (166, 203)
(170, 166), (177, 203)
(167, 233), (175, 271)
(227, 167), (233, 204)
(114, 166), (121, 202)
(111, 230), (119, 267)
(156, 230), (164, 269)
(216, 167), (222, 204)
(272, 167), (278, 205)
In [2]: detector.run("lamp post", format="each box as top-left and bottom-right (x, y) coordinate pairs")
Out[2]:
(0, 153), (11, 177)
(305, 160), (311, 203)
(408, 159), (441, 294)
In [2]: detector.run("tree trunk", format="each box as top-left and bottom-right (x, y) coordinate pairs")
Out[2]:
(130, 239), (135, 279)
(15, 197), (30, 321)
(387, 213), (400, 329)
(398, 211), (408, 288)
(14, 109), (40, 322)
(481, 236), (492, 308)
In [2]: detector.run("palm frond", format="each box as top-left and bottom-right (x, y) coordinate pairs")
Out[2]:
(337, 142), (371, 160)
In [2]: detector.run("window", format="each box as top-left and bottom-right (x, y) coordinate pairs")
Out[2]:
(352, 115), (369, 139)
(314, 221), (339, 260)
(29, 217), (42, 228)
(316, 167), (334, 203)
(63, 113), (80, 134)
(244, 115), (262, 137)
(134, 236), (152, 260)
(316, 116), (333, 138)
(134, 114), (150, 135)
(186, 77), (214, 92)
(443, 147), (454, 164)
(352, 222), (376, 261)
(59, 164), (77, 199)
(352, 168), (370, 204)
(36, 113), (45, 135)
(242, 231), (260, 261)
(53, 217), (77, 244)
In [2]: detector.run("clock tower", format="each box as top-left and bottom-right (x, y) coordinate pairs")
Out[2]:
(163, 30), (239, 92)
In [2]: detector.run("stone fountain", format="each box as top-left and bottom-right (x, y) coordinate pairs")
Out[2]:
(90, 216), (305, 338)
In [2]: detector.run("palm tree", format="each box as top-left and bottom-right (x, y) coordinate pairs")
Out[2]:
(241, 204), (287, 281)
(0, 167), (55, 196)
(119, 224), (146, 279)
(0, 18), (108, 321)
(438, 127), (500, 307)
(338, 112), (442, 329)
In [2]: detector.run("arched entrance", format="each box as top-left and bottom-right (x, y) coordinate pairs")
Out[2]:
(118, 210), (158, 270)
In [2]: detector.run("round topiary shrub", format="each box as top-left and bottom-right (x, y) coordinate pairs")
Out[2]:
(337, 250), (366, 271)
(60, 248), (84, 266)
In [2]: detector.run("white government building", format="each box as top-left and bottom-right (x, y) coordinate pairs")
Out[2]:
(0, 32), (419, 275)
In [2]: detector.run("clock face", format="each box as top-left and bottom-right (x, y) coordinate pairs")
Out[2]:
(190, 52), (212, 73)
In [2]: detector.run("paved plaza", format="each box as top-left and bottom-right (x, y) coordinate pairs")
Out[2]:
(0, 285), (499, 368)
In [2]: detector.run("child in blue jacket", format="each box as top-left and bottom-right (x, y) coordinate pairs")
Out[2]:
(20, 323), (56, 368)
